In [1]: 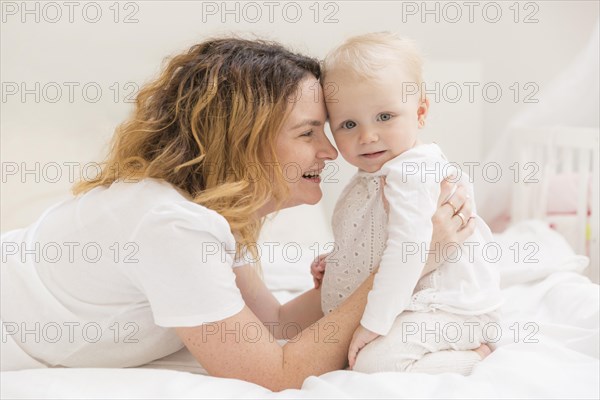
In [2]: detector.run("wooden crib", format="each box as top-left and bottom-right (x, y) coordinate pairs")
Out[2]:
(510, 126), (599, 283)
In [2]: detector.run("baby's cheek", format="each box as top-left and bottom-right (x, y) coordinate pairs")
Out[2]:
(333, 138), (349, 153)
(340, 145), (355, 160)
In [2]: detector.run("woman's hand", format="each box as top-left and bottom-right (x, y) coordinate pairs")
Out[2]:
(424, 177), (476, 274)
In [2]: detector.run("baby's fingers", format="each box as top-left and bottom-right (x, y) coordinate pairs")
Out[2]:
(348, 335), (366, 370)
(313, 277), (321, 289)
(348, 346), (358, 370)
(310, 263), (321, 275)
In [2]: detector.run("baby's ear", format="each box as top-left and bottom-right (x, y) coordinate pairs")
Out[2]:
(417, 97), (430, 128)
(418, 96), (430, 116)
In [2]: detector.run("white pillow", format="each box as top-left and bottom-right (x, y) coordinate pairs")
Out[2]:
(492, 220), (590, 288)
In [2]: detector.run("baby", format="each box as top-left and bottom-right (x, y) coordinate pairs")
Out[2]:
(312, 32), (504, 375)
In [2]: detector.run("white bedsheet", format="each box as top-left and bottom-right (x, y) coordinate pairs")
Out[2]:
(2, 221), (599, 399)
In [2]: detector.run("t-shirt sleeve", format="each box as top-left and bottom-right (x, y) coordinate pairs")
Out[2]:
(125, 201), (245, 328)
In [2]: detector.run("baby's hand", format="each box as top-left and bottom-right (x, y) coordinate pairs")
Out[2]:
(310, 253), (329, 289)
(348, 325), (380, 370)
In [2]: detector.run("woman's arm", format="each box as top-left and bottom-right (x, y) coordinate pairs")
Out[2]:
(176, 272), (374, 392)
(233, 265), (323, 340)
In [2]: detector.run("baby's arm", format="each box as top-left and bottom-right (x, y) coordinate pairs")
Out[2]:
(360, 166), (440, 336)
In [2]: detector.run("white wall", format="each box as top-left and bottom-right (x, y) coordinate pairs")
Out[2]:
(1, 1), (598, 240)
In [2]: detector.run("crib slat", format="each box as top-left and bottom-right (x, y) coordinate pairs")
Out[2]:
(575, 148), (590, 254)
(562, 148), (573, 173)
(590, 134), (599, 283)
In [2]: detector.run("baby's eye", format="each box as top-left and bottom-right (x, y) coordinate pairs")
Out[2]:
(377, 113), (393, 122)
(341, 120), (357, 129)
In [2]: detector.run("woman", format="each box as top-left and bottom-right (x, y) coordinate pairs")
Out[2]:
(1, 38), (481, 391)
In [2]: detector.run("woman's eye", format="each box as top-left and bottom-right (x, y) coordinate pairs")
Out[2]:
(377, 113), (392, 122)
(301, 130), (313, 137)
(342, 120), (357, 129)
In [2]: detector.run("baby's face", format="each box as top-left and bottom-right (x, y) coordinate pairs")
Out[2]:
(324, 66), (427, 173)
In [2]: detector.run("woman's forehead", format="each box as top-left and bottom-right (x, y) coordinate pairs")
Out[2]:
(286, 83), (326, 121)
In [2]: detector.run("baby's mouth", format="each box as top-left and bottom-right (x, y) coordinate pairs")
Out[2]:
(361, 150), (386, 159)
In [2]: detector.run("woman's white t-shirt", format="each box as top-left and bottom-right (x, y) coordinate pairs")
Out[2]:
(0, 178), (246, 368)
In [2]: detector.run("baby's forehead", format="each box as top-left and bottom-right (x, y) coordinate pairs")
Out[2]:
(324, 71), (419, 100)
(323, 63), (415, 85)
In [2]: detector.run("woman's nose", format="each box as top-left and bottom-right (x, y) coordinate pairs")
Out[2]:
(317, 135), (338, 160)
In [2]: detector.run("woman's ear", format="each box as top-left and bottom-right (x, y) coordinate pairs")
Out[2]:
(417, 96), (430, 128)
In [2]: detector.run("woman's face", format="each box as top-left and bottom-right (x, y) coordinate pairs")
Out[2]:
(275, 77), (338, 209)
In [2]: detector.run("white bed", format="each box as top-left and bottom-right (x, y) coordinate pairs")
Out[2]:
(2, 124), (600, 398)
(2, 220), (599, 399)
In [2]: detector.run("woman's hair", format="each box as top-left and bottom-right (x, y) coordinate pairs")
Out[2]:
(322, 31), (424, 89)
(72, 37), (321, 265)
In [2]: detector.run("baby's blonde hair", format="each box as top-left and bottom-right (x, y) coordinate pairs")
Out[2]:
(323, 31), (424, 89)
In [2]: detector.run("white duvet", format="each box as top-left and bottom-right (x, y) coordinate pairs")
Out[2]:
(2, 221), (599, 399)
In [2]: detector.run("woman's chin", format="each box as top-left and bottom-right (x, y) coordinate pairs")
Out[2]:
(283, 191), (323, 208)
(304, 196), (322, 206)
(305, 188), (324, 205)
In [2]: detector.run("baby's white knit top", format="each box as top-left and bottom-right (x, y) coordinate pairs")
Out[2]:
(321, 143), (504, 335)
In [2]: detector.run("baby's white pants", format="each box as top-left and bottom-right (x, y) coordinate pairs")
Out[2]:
(354, 309), (499, 375)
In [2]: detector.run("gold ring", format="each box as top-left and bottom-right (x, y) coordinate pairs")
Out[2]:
(454, 212), (466, 227)
(444, 200), (458, 215)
